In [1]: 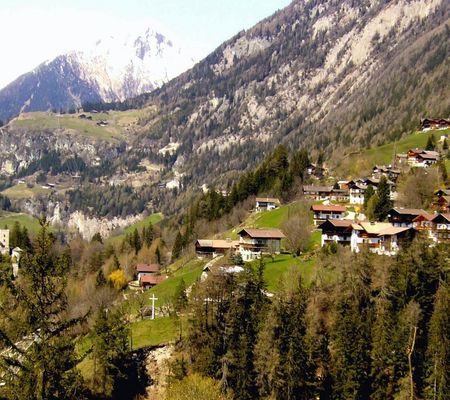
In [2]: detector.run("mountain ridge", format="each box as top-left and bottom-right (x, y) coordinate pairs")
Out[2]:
(0, 28), (194, 122)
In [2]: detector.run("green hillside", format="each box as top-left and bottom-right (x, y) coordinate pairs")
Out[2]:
(337, 129), (449, 177)
(107, 213), (164, 245)
(0, 212), (43, 234)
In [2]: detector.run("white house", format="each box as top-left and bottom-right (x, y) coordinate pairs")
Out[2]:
(238, 228), (285, 262)
(135, 263), (160, 282)
(255, 197), (280, 212)
(310, 205), (347, 226)
(351, 222), (415, 256)
(349, 183), (367, 205)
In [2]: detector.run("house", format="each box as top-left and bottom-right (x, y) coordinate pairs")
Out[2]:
(434, 188), (450, 198)
(306, 163), (325, 177)
(330, 189), (350, 202)
(406, 149), (439, 167)
(433, 196), (450, 213)
(318, 219), (354, 247)
(349, 182), (367, 205)
(387, 208), (428, 227)
(421, 118), (450, 131)
(351, 222), (415, 256)
(412, 213), (435, 240)
(302, 185), (332, 200)
(140, 275), (166, 290)
(238, 228), (285, 261)
(135, 263), (160, 281)
(255, 197), (280, 212)
(0, 229), (9, 256)
(372, 165), (401, 181)
(311, 205), (347, 226)
(195, 239), (239, 258)
(429, 213), (450, 243)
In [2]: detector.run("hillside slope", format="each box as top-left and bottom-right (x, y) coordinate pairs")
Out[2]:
(126, 0), (449, 187)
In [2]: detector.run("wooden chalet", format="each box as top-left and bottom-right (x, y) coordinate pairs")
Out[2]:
(421, 118), (450, 131)
(302, 185), (332, 200)
(135, 263), (160, 281)
(195, 239), (239, 257)
(387, 208), (428, 227)
(318, 219), (353, 247)
(430, 213), (450, 243)
(405, 149), (439, 167)
(238, 228), (285, 261)
(310, 205), (347, 226)
(140, 275), (166, 290)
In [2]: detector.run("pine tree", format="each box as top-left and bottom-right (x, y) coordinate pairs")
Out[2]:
(131, 228), (141, 254)
(364, 185), (375, 209)
(425, 134), (436, 151)
(0, 219), (86, 399)
(91, 232), (103, 244)
(425, 282), (450, 400)
(373, 176), (392, 221)
(172, 232), (183, 260)
(91, 307), (130, 397)
(174, 278), (188, 312)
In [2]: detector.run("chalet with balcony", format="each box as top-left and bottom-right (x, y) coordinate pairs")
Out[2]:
(255, 197), (280, 212)
(430, 213), (450, 243)
(195, 239), (239, 258)
(351, 222), (415, 256)
(372, 165), (401, 181)
(238, 228), (285, 261)
(302, 185), (332, 200)
(405, 149), (440, 167)
(318, 219), (354, 247)
(349, 182), (367, 205)
(388, 208), (428, 227)
(421, 118), (450, 131)
(311, 205), (347, 226)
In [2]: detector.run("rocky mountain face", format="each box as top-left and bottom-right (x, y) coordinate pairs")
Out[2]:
(126, 0), (449, 187)
(0, 28), (194, 122)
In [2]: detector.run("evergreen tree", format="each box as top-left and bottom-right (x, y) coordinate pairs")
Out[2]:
(174, 278), (188, 312)
(91, 232), (103, 244)
(425, 134), (436, 151)
(131, 228), (141, 255)
(373, 176), (392, 221)
(0, 219), (86, 399)
(364, 185), (375, 209)
(142, 222), (154, 247)
(442, 138), (448, 151)
(225, 260), (267, 400)
(112, 253), (120, 270)
(172, 232), (183, 260)
(290, 149), (310, 181)
(425, 282), (450, 400)
(96, 268), (107, 287)
(91, 307), (130, 397)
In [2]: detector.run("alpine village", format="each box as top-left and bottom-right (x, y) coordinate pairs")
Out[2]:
(0, 0), (449, 399)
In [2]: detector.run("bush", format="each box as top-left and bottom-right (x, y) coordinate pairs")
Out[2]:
(166, 374), (230, 400)
(108, 269), (127, 290)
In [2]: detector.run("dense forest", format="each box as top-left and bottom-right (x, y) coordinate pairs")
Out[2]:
(180, 241), (449, 400)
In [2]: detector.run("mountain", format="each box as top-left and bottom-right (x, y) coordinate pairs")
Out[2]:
(122, 0), (449, 186)
(0, 0), (449, 218)
(0, 28), (194, 122)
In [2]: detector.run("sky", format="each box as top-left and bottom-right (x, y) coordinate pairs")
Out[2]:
(0, 0), (292, 89)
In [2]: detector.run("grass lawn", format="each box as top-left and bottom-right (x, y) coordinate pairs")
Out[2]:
(11, 112), (124, 142)
(2, 183), (53, 199)
(0, 211), (43, 233)
(107, 213), (164, 245)
(131, 316), (179, 350)
(142, 259), (206, 306)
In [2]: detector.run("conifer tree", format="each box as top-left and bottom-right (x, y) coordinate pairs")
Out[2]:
(373, 176), (392, 221)
(174, 279), (188, 312)
(0, 219), (86, 399)
(425, 282), (450, 399)
(364, 185), (375, 209)
(91, 307), (129, 397)
(425, 134), (436, 151)
(131, 228), (141, 254)
(172, 232), (183, 260)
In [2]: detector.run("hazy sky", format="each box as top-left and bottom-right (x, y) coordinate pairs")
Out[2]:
(0, 0), (291, 89)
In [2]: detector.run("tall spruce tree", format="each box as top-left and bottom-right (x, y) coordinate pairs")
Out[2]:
(373, 176), (392, 221)
(425, 282), (450, 400)
(0, 219), (86, 400)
